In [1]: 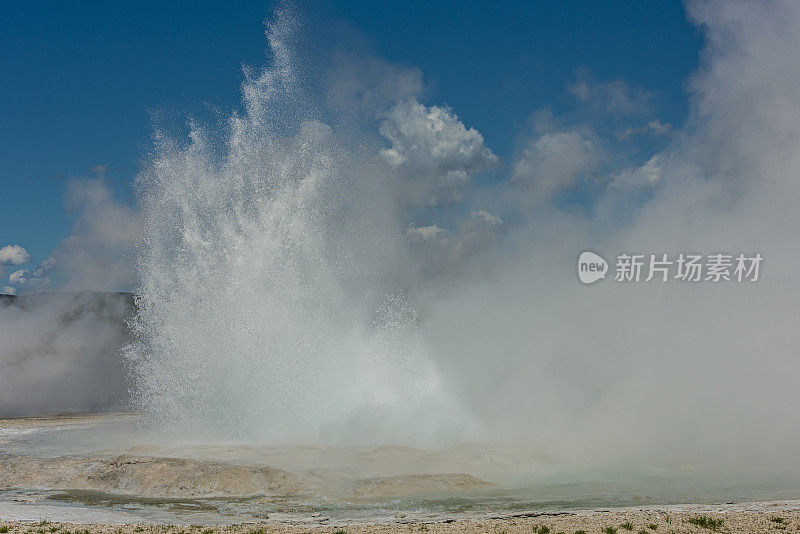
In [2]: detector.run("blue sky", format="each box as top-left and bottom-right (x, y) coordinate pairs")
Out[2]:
(0, 0), (701, 279)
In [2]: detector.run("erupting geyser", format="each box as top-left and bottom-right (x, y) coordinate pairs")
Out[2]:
(124, 14), (469, 444)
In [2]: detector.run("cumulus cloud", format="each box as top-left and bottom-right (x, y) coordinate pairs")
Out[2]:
(380, 99), (498, 208)
(511, 130), (602, 202)
(0, 244), (31, 265)
(9, 269), (27, 284)
(6, 262), (51, 288)
(3, 286), (15, 295)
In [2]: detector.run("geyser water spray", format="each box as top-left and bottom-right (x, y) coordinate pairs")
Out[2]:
(124, 12), (469, 445)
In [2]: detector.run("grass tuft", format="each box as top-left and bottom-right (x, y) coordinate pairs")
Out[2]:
(621, 521), (634, 531)
(687, 516), (724, 530)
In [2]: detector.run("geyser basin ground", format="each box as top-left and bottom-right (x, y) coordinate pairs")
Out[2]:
(2, 414), (800, 528)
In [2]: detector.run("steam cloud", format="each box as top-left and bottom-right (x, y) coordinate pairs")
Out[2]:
(0, 292), (132, 417)
(0, 179), (139, 417)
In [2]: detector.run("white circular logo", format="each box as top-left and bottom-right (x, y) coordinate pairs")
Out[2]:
(578, 251), (608, 284)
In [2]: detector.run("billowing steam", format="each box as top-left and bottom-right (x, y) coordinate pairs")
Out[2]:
(0, 292), (132, 417)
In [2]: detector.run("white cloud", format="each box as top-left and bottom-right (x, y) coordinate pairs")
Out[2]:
(2, 286), (15, 295)
(511, 130), (602, 201)
(471, 209), (503, 225)
(9, 269), (27, 284)
(380, 99), (498, 207)
(618, 119), (672, 140)
(6, 264), (50, 288)
(0, 244), (31, 265)
(407, 224), (447, 241)
(609, 155), (662, 189)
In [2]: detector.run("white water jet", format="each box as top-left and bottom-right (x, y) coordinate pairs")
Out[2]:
(125, 13), (469, 445)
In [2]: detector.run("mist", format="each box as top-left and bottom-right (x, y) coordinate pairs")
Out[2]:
(419, 0), (800, 466)
(0, 292), (132, 417)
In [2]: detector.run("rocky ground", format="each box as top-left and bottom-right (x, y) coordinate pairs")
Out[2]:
(1, 503), (800, 534)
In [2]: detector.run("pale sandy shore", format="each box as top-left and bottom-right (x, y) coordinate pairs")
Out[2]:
(3, 415), (799, 532)
(1, 501), (800, 533)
